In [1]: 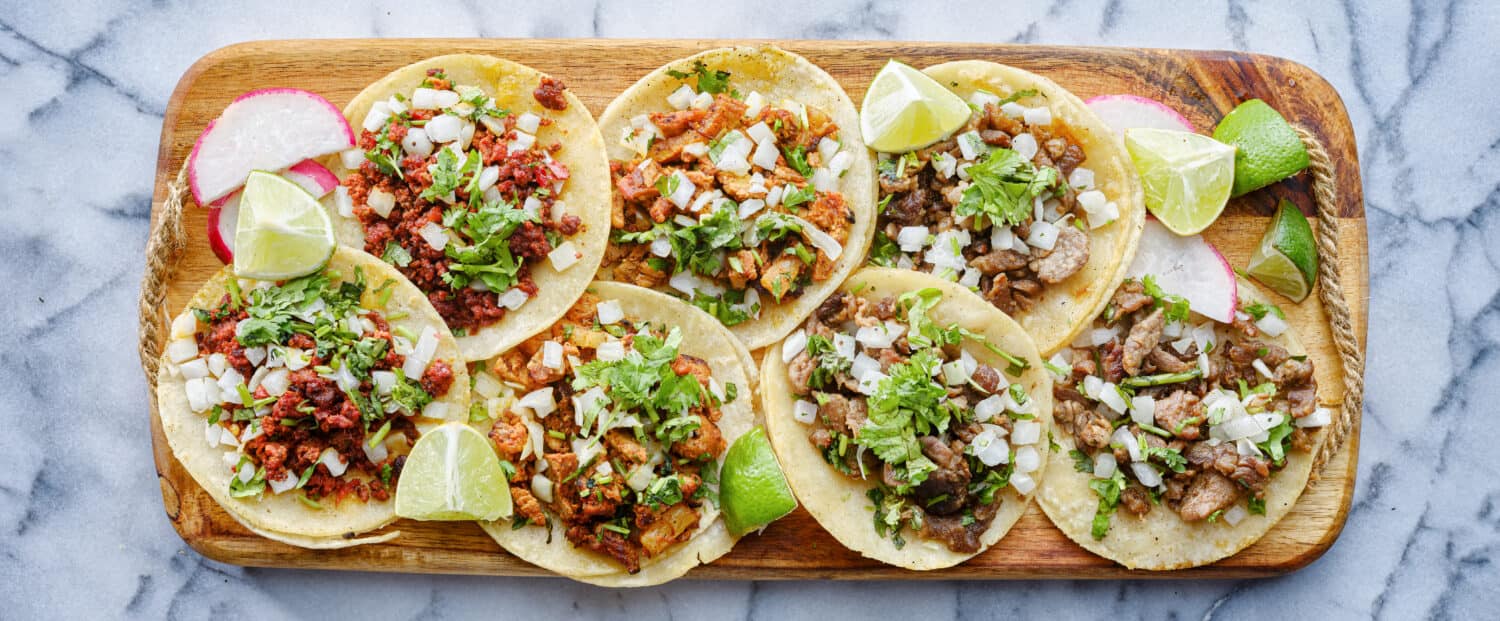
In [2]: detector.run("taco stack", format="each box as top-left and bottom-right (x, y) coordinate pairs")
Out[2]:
(760, 267), (1053, 569)
(870, 60), (1145, 355)
(597, 46), (877, 350)
(329, 54), (611, 361)
(474, 282), (757, 586)
(155, 248), (471, 547)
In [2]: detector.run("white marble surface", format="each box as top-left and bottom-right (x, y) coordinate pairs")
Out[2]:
(1, 0), (1497, 618)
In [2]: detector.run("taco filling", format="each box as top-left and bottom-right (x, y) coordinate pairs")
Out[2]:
(779, 288), (1042, 552)
(164, 268), (455, 506)
(605, 62), (858, 326)
(1053, 278), (1332, 538)
(478, 293), (737, 573)
(338, 68), (586, 335)
(871, 92), (1120, 315)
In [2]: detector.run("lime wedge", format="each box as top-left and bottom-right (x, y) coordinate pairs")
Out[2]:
(860, 60), (971, 153)
(1123, 128), (1236, 235)
(233, 170), (336, 280)
(394, 423), (512, 521)
(1247, 200), (1318, 301)
(719, 426), (797, 536)
(1213, 99), (1309, 197)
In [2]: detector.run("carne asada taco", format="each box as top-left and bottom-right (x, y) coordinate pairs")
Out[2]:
(1039, 278), (1332, 569)
(475, 282), (757, 586)
(869, 60), (1144, 354)
(155, 247), (470, 547)
(329, 54), (610, 361)
(597, 46), (877, 350)
(762, 267), (1053, 569)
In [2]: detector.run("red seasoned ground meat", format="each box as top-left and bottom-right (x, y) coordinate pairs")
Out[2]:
(533, 76), (569, 110)
(421, 360), (455, 396)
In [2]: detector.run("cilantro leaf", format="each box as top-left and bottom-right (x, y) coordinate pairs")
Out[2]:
(668, 60), (731, 95)
(382, 240), (413, 267)
(955, 148), (1059, 228)
(1140, 275), (1191, 323)
(782, 145), (813, 177)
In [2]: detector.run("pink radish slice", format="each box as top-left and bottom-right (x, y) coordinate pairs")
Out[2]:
(188, 88), (354, 205)
(1125, 218), (1237, 323)
(207, 192), (241, 264)
(1085, 94), (1195, 136)
(281, 159), (339, 198)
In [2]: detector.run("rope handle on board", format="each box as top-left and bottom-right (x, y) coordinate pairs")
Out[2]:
(136, 133), (1365, 477)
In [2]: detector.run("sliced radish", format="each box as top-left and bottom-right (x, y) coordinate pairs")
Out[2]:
(1085, 94), (1196, 137)
(1125, 219), (1237, 323)
(207, 192), (240, 264)
(281, 159), (339, 199)
(188, 88), (353, 205)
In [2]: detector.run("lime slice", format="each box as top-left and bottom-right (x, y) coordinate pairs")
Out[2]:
(394, 423), (512, 521)
(1123, 128), (1237, 235)
(1212, 99), (1309, 197)
(233, 170), (336, 280)
(1247, 200), (1318, 302)
(719, 426), (797, 536)
(860, 60), (971, 153)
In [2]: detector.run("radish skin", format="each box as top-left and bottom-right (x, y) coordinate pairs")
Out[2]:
(1085, 94), (1195, 136)
(1125, 218), (1237, 323)
(281, 159), (339, 198)
(207, 193), (240, 264)
(188, 88), (353, 205)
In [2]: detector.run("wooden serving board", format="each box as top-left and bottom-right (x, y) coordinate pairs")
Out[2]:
(148, 39), (1367, 579)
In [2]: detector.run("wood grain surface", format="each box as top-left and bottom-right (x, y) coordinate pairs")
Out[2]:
(147, 39), (1367, 579)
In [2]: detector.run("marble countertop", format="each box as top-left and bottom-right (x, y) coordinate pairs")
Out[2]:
(2, 1), (1496, 618)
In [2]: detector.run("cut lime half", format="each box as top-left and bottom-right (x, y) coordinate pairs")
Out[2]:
(394, 423), (512, 522)
(1124, 128), (1236, 235)
(860, 60), (971, 153)
(233, 170), (336, 280)
(719, 426), (798, 536)
(1247, 200), (1318, 302)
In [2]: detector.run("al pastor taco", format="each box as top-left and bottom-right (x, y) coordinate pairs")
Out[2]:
(474, 282), (757, 586)
(597, 46), (877, 350)
(869, 60), (1144, 354)
(155, 247), (470, 547)
(1038, 276), (1332, 569)
(761, 267), (1053, 569)
(329, 54), (610, 361)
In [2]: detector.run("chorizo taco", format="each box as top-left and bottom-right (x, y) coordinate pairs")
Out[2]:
(329, 54), (610, 361)
(473, 282), (757, 586)
(761, 267), (1053, 569)
(155, 247), (470, 548)
(597, 46), (877, 350)
(1039, 276), (1333, 569)
(870, 60), (1144, 354)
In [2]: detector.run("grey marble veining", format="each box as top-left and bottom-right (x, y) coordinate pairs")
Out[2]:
(1, 1), (1496, 618)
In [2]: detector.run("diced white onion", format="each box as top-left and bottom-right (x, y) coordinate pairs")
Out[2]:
(547, 241), (581, 272)
(781, 329), (808, 363)
(594, 300), (624, 325)
(1026, 220), (1060, 251)
(1113, 426), (1141, 461)
(423, 114), (463, 143)
(498, 288), (530, 310)
(595, 340), (626, 362)
(1023, 106), (1053, 126)
(531, 473), (555, 503)
(340, 148), (365, 170)
(180, 358), (209, 380)
(957, 131), (987, 161)
(361, 101), (392, 132)
(515, 112), (541, 134)
(1014, 446), (1041, 473)
(267, 470), (298, 495)
(1093, 452), (1118, 478)
(667, 85), (695, 110)
(1010, 471), (1037, 495)
(1099, 383), (1128, 414)
(650, 236), (672, 257)
(1012, 133), (1038, 160)
(401, 326), (439, 379)
(973, 428), (1010, 467)
(508, 131), (536, 153)
(514, 388), (556, 418)
(690, 91), (713, 110)
(968, 89), (1001, 108)
(541, 341), (564, 371)
(666, 171), (696, 209)
(751, 139), (780, 171)
(1256, 312), (1288, 337)
(974, 395), (1005, 422)
(1298, 407), (1333, 428)
(363, 187), (396, 219)
(1082, 375), (1105, 400)
(1130, 395), (1157, 427)
(941, 360), (969, 386)
(417, 222), (449, 252)
(1131, 461), (1162, 487)
(261, 368), (290, 397)
(856, 371), (888, 395)
(855, 321), (905, 349)
(743, 91), (765, 118)
(475, 165), (501, 193)
(317, 447), (349, 477)
(166, 338), (198, 364)
(897, 226), (929, 252)
(1068, 167), (1096, 190)
(170, 312), (198, 339)
(1011, 420), (1042, 445)
(828, 151), (853, 176)
(793, 400), (818, 424)
(1223, 504), (1249, 526)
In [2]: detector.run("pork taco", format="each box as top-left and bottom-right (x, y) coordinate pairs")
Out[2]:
(761, 267), (1053, 569)
(473, 282), (757, 586)
(1038, 277), (1333, 569)
(597, 46), (877, 350)
(155, 247), (470, 547)
(329, 54), (610, 361)
(869, 60), (1144, 354)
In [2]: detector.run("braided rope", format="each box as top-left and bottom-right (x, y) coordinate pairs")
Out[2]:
(138, 165), (190, 389)
(1295, 126), (1365, 478)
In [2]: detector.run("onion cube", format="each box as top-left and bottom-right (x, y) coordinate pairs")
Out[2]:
(1023, 106), (1053, 126)
(516, 112), (541, 134)
(1012, 132), (1039, 160)
(974, 395), (1005, 422)
(781, 329), (808, 363)
(1014, 446), (1041, 473)
(896, 226), (930, 252)
(1010, 472), (1036, 495)
(596, 340), (626, 362)
(1011, 420), (1042, 445)
(167, 338), (199, 364)
(542, 341), (564, 370)
(667, 85), (695, 110)
(547, 241), (581, 272)
(596, 300), (624, 325)
(1068, 167), (1095, 190)
(1093, 452), (1118, 478)
(1298, 407), (1333, 428)
(793, 400), (818, 424)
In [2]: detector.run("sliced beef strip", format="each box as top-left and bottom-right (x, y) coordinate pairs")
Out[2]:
(1153, 390), (1203, 440)
(1122, 308), (1165, 376)
(911, 436), (971, 516)
(1031, 225), (1090, 284)
(1177, 471), (1240, 521)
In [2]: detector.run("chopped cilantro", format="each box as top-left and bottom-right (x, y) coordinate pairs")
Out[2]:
(955, 147), (1059, 229)
(666, 60), (731, 94)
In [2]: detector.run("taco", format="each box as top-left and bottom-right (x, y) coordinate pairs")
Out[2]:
(1038, 276), (1332, 569)
(474, 282), (757, 586)
(329, 54), (610, 361)
(596, 46), (877, 350)
(869, 60), (1144, 354)
(155, 247), (470, 547)
(761, 267), (1052, 569)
